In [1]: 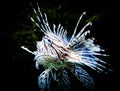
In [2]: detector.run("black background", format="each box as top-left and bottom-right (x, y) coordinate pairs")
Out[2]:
(1, 0), (119, 91)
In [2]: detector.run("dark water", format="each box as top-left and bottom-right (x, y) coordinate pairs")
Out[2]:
(1, 0), (118, 91)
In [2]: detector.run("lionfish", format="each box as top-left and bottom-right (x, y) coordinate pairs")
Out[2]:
(21, 3), (111, 91)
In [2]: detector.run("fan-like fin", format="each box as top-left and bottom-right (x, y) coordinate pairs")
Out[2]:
(57, 70), (71, 91)
(38, 69), (52, 91)
(70, 65), (95, 90)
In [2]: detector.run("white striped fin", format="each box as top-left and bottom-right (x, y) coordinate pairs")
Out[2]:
(70, 65), (95, 90)
(38, 69), (52, 91)
(31, 4), (68, 43)
(70, 12), (86, 42)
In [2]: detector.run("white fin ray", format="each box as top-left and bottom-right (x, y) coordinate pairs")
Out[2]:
(70, 12), (86, 42)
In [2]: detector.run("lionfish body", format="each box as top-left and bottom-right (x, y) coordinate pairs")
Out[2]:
(21, 4), (110, 91)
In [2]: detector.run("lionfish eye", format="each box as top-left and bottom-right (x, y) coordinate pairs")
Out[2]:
(43, 36), (52, 44)
(47, 39), (52, 44)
